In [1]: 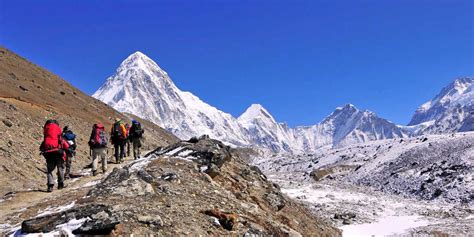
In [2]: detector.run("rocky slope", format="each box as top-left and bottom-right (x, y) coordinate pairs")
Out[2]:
(2, 136), (340, 236)
(254, 132), (474, 235)
(255, 132), (474, 204)
(93, 52), (411, 153)
(0, 47), (179, 196)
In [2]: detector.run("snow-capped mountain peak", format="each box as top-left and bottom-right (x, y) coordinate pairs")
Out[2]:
(429, 77), (472, 108)
(238, 104), (274, 122)
(323, 103), (360, 123)
(237, 104), (295, 153)
(408, 77), (474, 133)
(93, 51), (248, 146)
(115, 51), (170, 83)
(335, 103), (357, 111)
(410, 78), (473, 123)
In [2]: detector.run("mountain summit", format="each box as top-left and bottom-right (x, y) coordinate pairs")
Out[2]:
(238, 104), (295, 153)
(408, 77), (474, 133)
(294, 104), (407, 149)
(238, 104), (273, 122)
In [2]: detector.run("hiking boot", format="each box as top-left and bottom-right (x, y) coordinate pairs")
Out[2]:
(58, 182), (65, 189)
(47, 185), (53, 192)
(92, 170), (98, 176)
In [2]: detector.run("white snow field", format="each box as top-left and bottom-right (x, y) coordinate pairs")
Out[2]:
(340, 215), (429, 237)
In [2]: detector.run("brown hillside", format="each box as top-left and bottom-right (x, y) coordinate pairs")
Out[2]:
(0, 46), (179, 195)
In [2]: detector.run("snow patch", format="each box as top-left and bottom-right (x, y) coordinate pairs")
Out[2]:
(9, 217), (90, 237)
(35, 201), (76, 217)
(340, 215), (429, 237)
(81, 180), (101, 188)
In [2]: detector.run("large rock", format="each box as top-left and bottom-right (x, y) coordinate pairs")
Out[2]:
(22, 204), (118, 234)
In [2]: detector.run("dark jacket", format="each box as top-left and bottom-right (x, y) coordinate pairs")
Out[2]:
(129, 124), (145, 140)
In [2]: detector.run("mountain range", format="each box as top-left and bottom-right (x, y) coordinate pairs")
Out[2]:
(93, 52), (473, 153)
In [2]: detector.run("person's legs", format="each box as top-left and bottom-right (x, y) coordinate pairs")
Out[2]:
(132, 139), (140, 159)
(114, 143), (120, 163)
(137, 140), (141, 159)
(45, 154), (56, 190)
(65, 153), (72, 178)
(100, 148), (107, 172)
(92, 148), (99, 175)
(119, 141), (125, 163)
(56, 155), (65, 189)
(126, 140), (130, 157)
(137, 141), (142, 159)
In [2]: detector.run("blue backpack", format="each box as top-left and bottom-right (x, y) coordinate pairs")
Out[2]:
(63, 132), (76, 141)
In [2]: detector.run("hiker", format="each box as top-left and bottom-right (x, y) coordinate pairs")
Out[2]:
(111, 118), (128, 164)
(88, 123), (108, 176)
(125, 123), (131, 157)
(62, 126), (77, 179)
(129, 119), (145, 160)
(40, 120), (69, 192)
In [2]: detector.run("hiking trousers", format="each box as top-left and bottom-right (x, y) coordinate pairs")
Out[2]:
(126, 139), (131, 157)
(132, 138), (141, 159)
(65, 153), (74, 178)
(114, 141), (126, 163)
(44, 152), (65, 187)
(92, 147), (107, 172)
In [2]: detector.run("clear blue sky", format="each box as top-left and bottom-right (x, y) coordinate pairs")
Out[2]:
(1, 0), (473, 126)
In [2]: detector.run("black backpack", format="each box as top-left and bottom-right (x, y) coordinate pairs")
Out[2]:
(131, 121), (143, 138)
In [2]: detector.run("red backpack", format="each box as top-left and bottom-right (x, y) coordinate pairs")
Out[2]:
(89, 123), (108, 148)
(42, 120), (63, 153)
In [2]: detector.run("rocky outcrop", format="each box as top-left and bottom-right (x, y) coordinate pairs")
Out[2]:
(22, 204), (120, 235)
(19, 136), (341, 236)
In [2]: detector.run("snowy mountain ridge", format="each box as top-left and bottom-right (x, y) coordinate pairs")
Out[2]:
(93, 52), (472, 153)
(409, 77), (474, 134)
(293, 104), (408, 150)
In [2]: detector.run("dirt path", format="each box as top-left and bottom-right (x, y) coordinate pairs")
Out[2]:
(0, 155), (139, 234)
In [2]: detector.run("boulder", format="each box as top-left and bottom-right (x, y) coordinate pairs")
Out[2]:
(137, 215), (163, 226)
(264, 192), (286, 211)
(21, 204), (117, 234)
(203, 209), (238, 231)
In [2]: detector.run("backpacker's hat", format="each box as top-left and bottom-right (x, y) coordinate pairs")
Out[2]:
(115, 118), (121, 122)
